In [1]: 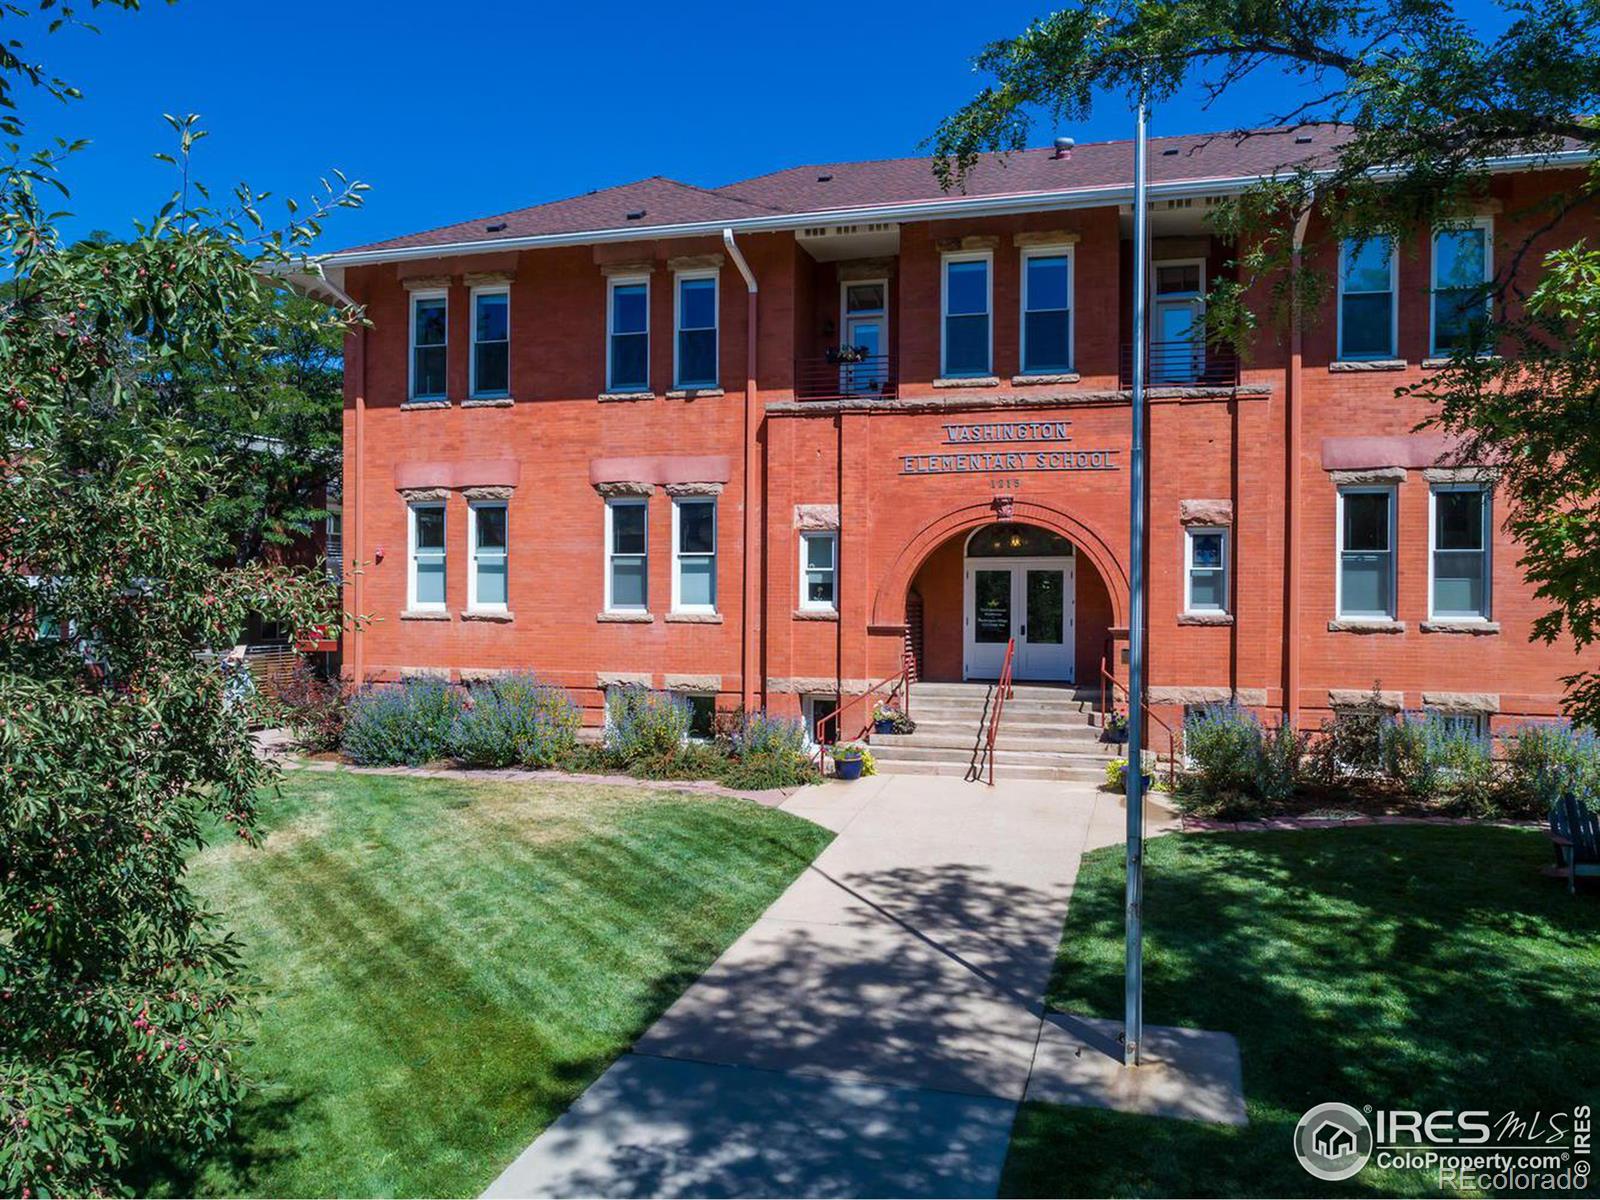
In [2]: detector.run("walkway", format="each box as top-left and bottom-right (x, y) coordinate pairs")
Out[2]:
(485, 774), (1174, 1199)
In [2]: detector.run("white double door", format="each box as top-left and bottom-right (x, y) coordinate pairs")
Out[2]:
(963, 556), (1075, 682)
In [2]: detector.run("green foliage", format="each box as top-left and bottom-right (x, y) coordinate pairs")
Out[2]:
(719, 750), (823, 791)
(269, 662), (348, 753)
(448, 674), (581, 769)
(340, 678), (464, 767)
(1379, 710), (1499, 813)
(603, 687), (692, 763)
(0, 41), (364, 1194)
(1176, 704), (1304, 818)
(1496, 721), (1600, 818)
(727, 711), (809, 759)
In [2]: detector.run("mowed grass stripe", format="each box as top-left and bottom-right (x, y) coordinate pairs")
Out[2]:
(144, 770), (831, 1199)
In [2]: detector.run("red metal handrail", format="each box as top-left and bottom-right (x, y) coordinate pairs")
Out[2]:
(980, 638), (1017, 786)
(812, 637), (915, 771)
(1100, 655), (1178, 791)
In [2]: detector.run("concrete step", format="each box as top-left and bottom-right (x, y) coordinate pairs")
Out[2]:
(875, 728), (1112, 752)
(872, 759), (1109, 783)
(910, 681), (1097, 701)
(869, 743), (1117, 769)
(909, 698), (1097, 721)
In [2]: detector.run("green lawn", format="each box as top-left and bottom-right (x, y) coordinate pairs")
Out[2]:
(1001, 826), (1600, 1198)
(141, 769), (831, 1198)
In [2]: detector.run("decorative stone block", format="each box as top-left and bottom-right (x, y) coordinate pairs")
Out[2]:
(1422, 466), (1498, 483)
(932, 376), (1001, 389)
(934, 234), (1000, 252)
(596, 671), (652, 689)
(399, 610), (451, 621)
(1012, 230), (1082, 246)
(596, 610), (653, 623)
(837, 257), (896, 280)
(1329, 688), (1403, 709)
(1178, 499), (1233, 526)
(1329, 359), (1406, 372)
(464, 270), (515, 286)
(1327, 618), (1406, 633)
(598, 391), (656, 403)
(1012, 373), (1081, 386)
(664, 673), (721, 692)
(460, 610), (514, 622)
(793, 504), (840, 531)
(1328, 467), (1407, 485)
(594, 480), (655, 497)
(1177, 612), (1234, 626)
(663, 480), (724, 496)
(397, 486), (449, 501)
(462, 396), (515, 408)
(792, 609), (839, 621)
(1421, 691), (1500, 713)
(666, 253), (725, 272)
(462, 485), (514, 500)
(664, 612), (724, 623)
(399, 400), (451, 411)
(766, 676), (874, 695)
(1420, 620), (1501, 635)
(401, 275), (450, 290)
(664, 388), (725, 400)
(599, 260), (655, 277)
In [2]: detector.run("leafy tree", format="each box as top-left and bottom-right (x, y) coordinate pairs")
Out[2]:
(0, 12), (365, 1196)
(933, 0), (1600, 725)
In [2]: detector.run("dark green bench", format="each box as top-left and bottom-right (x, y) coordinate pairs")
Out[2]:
(1550, 793), (1600, 894)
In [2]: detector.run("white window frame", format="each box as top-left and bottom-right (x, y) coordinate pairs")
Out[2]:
(1336, 235), (1398, 361)
(603, 497), (648, 613)
(468, 285), (510, 399)
(1428, 483), (1492, 622)
(606, 275), (650, 394)
(467, 500), (508, 613)
(801, 693), (839, 749)
(1430, 216), (1493, 358)
(798, 530), (838, 612)
(1019, 244), (1075, 376)
(940, 250), (993, 378)
(671, 496), (718, 614)
(1335, 485), (1398, 620)
(406, 500), (447, 612)
(1183, 526), (1229, 614)
(673, 269), (719, 389)
(408, 290), (448, 401)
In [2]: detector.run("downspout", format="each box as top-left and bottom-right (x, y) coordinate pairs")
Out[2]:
(1285, 207), (1312, 729)
(723, 228), (761, 713)
(351, 320), (367, 686)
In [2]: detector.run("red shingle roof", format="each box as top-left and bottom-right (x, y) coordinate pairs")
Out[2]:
(335, 126), (1346, 257)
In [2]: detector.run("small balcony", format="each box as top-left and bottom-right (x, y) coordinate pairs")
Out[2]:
(1119, 340), (1240, 388)
(794, 354), (898, 403)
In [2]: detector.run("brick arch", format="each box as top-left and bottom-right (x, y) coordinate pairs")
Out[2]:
(870, 500), (1129, 629)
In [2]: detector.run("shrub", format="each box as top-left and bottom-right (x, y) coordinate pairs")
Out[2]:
(271, 661), (348, 752)
(1255, 718), (1305, 807)
(448, 673), (580, 768)
(1496, 722), (1600, 818)
(721, 750), (823, 791)
(342, 676), (465, 765)
(605, 686), (692, 763)
(1177, 704), (1303, 818)
(730, 711), (809, 759)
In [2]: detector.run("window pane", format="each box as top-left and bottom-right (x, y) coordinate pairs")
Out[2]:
(678, 502), (715, 554)
(1436, 490), (1484, 550)
(846, 283), (884, 312)
(610, 558), (646, 608)
(1341, 293), (1393, 358)
(1026, 255), (1070, 311)
(474, 342), (509, 394)
(686, 695), (715, 739)
(611, 504), (645, 555)
(414, 507), (444, 551)
(974, 569), (1010, 643)
(1434, 551), (1486, 616)
(474, 292), (508, 343)
(805, 571), (834, 605)
(1189, 568), (1225, 610)
(1435, 228), (1485, 290)
(804, 534), (833, 570)
(1433, 289), (1486, 352)
(415, 558), (445, 606)
(414, 346), (446, 398)
(475, 505), (507, 550)
(1026, 569), (1064, 644)
(945, 260), (988, 316)
(679, 556), (715, 607)
(414, 298), (446, 346)
(476, 559), (507, 606)
(1342, 238), (1392, 293)
(678, 328), (717, 386)
(1023, 310), (1071, 373)
(679, 278), (716, 329)
(1190, 533), (1224, 568)
(612, 284), (647, 334)
(945, 314), (989, 375)
(1341, 554), (1391, 615)
(1343, 492), (1389, 552)
(610, 332), (648, 390)
(1156, 264), (1200, 295)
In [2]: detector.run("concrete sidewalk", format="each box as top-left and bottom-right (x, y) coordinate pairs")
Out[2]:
(485, 775), (1173, 1199)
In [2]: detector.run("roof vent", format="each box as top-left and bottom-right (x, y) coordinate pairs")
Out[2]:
(625, 209), (646, 220)
(1294, 134), (1314, 144)
(817, 173), (833, 182)
(485, 221), (507, 233)
(1052, 136), (1075, 160)
(1161, 147), (1179, 156)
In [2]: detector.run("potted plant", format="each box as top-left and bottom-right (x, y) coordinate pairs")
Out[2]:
(1105, 757), (1155, 794)
(1102, 711), (1129, 745)
(826, 343), (872, 365)
(832, 741), (870, 780)
(872, 701), (909, 735)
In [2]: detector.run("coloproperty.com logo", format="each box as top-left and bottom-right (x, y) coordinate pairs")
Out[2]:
(1293, 1102), (1591, 1192)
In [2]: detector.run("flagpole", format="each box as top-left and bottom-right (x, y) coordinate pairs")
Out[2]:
(1123, 81), (1149, 1069)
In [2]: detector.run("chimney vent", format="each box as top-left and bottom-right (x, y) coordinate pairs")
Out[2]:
(1052, 136), (1075, 160)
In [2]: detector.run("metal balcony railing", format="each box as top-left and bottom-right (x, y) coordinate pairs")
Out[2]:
(794, 354), (897, 402)
(1120, 340), (1240, 388)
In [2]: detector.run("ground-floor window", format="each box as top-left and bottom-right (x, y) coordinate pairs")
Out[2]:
(1184, 526), (1228, 613)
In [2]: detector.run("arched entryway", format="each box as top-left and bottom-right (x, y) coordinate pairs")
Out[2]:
(904, 520), (1117, 685)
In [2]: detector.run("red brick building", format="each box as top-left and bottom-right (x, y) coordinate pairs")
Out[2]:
(310, 127), (1595, 748)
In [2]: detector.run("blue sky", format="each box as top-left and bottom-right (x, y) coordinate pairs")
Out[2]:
(21, 0), (1502, 251)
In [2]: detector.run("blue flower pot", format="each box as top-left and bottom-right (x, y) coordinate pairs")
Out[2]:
(874, 719), (897, 735)
(835, 757), (865, 781)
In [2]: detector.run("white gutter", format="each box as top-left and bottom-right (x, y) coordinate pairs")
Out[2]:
(311, 148), (1596, 271)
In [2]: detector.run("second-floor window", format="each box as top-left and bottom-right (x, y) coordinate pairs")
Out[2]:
(1337, 487), (1395, 619)
(800, 531), (837, 611)
(408, 501), (446, 611)
(1338, 236), (1395, 360)
(675, 273), (718, 388)
(1431, 484), (1491, 620)
(1432, 221), (1491, 357)
(672, 497), (717, 613)
(469, 501), (508, 611)
(1021, 248), (1072, 374)
(410, 292), (447, 401)
(608, 278), (649, 393)
(471, 289), (509, 398)
(1184, 527), (1228, 613)
(942, 254), (991, 377)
